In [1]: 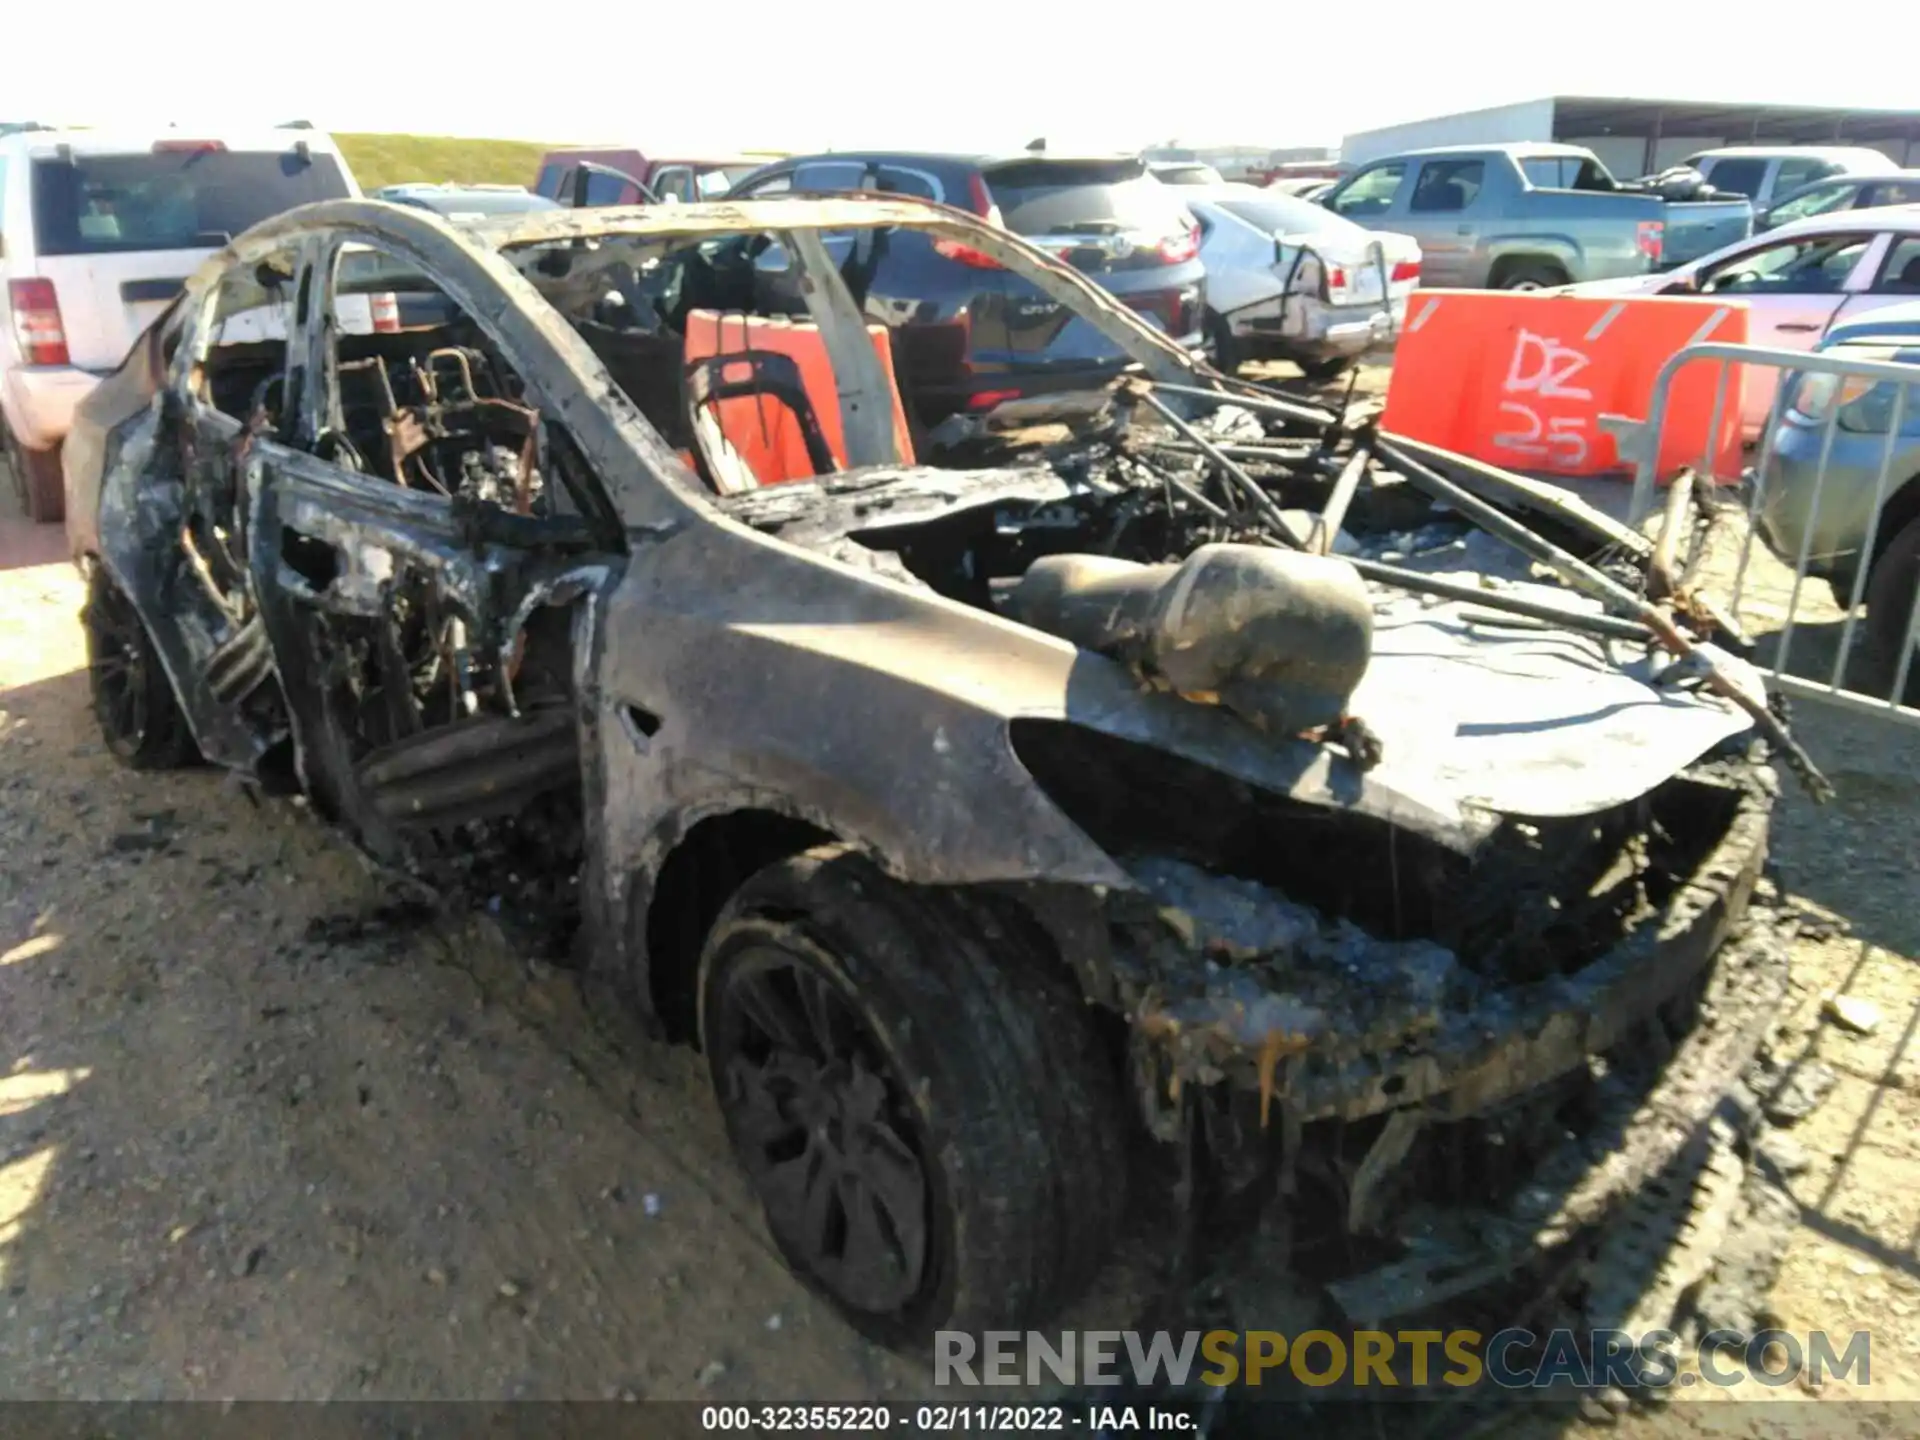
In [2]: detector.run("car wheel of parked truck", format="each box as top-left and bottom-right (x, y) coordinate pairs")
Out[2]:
(698, 845), (1128, 1341)
(1299, 356), (1356, 383)
(1491, 259), (1569, 291)
(3, 426), (65, 525)
(1207, 316), (1244, 375)
(84, 568), (198, 769)
(1866, 515), (1920, 681)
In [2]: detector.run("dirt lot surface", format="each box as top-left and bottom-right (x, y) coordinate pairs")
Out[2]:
(3, 415), (1917, 1432)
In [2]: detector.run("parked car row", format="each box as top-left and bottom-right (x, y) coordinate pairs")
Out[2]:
(1680, 146), (1899, 213)
(1311, 142), (1752, 287)
(651, 149), (1421, 438)
(373, 181), (562, 219)
(1562, 206), (1920, 431)
(3, 132), (1424, 529)
(532, 148), (778, 205)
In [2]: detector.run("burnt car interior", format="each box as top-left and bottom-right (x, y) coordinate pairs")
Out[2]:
(178, 245), (621, 945)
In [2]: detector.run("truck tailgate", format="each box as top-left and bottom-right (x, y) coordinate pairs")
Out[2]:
(1662, 201), (1753, 269)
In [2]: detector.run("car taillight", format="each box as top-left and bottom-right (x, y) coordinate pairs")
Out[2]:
(370, 293), (401, 334)
(934, 237), (1004, 269)
(1323, 263), (1349, 300)
(1158, 223), (1200, 265)
(1636, 221), (1664, 263)
(967, 388), (1024, 411)
(8, 278), (70, 366)
(1391, 258), (1421, 283)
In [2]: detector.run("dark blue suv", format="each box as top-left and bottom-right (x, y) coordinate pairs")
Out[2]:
(726, 151), (1206, 434)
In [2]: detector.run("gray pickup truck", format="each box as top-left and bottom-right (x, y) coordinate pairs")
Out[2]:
(1319, 143), (1753, 290)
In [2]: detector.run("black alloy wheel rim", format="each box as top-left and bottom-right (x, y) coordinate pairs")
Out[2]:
(89, 583), (150, 753)
(713, 946), (931, 1315)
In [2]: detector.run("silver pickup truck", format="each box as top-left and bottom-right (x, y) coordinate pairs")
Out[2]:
(1318, 143), (1753, 290)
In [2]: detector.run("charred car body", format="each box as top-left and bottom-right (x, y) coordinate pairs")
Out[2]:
(64, 193), (1806, 1353)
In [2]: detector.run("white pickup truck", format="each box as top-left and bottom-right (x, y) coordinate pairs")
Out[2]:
(1, 127), (361, 521)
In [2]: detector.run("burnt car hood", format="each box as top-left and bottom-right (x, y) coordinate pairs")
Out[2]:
(721, 465), (1759, 830)
(1353, 587), (1755, 817)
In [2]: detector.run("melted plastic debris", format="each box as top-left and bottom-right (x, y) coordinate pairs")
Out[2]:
(1124, 857), (1465, 1058)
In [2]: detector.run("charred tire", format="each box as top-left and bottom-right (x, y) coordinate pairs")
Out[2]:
(1865, 515), (1920, 689)
(1492, 260), (1568, 292)
(698, 845), (1128, 1346)
(83, 568), (197, 769)
(4, 427), (65, 525)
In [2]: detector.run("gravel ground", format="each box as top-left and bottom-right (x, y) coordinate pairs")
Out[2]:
(2, 420), (1917, 1432)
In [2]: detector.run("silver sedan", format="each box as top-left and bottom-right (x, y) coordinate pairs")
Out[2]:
(1182, 184), (1420, 380)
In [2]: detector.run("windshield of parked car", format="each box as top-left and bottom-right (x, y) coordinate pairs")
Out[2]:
(1768, 181), (1856, 225)
(1702, 234), (1871, 294)
(985, 160), (1187, 237)
(1218, 195), (1347, 235)
(30, 148), (352, 256)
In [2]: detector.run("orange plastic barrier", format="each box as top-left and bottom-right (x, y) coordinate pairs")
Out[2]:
(1380, 290), (1750, 483)
(683, 310), (916, 486)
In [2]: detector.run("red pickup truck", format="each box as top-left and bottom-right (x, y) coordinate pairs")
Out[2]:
(531, 149), (779, 206)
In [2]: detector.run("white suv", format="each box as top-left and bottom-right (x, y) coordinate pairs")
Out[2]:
(1, 127), (360, 522)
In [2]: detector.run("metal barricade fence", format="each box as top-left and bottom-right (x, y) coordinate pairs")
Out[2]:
(1612, 340), (1920, 730)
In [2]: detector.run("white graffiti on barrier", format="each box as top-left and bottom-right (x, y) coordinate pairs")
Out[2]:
(1491, 328), (1593, 468)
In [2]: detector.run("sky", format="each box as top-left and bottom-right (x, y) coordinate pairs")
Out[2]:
(14, 2), (1918, 156)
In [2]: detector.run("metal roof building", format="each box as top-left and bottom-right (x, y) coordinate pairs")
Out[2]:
(1341, 97), (1920, 176)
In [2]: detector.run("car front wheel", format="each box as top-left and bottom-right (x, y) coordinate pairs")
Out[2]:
(699, 845), (1127, 1344)
(1867, 517), (1920, 643)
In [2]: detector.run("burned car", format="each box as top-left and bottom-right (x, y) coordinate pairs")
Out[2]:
(63, 193), (1816, 1352)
